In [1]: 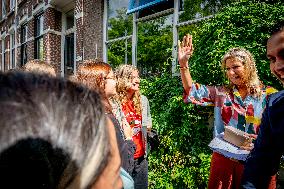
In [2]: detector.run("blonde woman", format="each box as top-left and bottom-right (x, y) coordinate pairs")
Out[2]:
(178, 34), (277, 189)
(115, 64), (152, 189)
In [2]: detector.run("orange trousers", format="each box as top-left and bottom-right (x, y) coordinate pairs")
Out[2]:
(208, 152), (276, 189)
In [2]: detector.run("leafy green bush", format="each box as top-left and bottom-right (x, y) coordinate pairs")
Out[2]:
(141, 1), (284, 188)
(141, 76), (212, 188)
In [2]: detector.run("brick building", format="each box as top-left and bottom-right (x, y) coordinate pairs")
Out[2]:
(0, 0), (104, 77)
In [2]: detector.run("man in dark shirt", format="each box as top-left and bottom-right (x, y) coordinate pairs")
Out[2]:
(241, 21), (284, 188)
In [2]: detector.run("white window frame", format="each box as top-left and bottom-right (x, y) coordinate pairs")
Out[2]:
(2, 0), (6, 18)
(10, 0), (15, 10)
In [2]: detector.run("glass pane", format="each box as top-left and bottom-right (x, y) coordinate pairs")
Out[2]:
(35, 37), (44, 60)
(107, 0), (132, 40)
(179, 0), (239, 23)
(107, 39), (131, 68)
(35, 14), (44, 37)
(64, 33), (74, 76)
(2, 0), (6, 17)
(21, 24), (27, 43)
(11, 32), (15, 48)
(10, 0), (15, 9)
(21, 44), (27, 66)
(39, 15), (44, 35)
(4, 52), (7, 71)
(11, 49), (15, 68)
(137, 14), (173, 77)
(66, 9), (74, 30)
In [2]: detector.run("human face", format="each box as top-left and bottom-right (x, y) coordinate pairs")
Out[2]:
(225, 58), (246, 86)
(267, 31), (284, 85)
(105, 71), (117, 98)
(128, 70), (140, 94)
(92, 117), (123, 189)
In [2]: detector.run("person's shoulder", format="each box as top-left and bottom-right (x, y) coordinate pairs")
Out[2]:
(141, 95), (149, 101)
(268, 90), (284, 107)
(261, 86), (278, 96)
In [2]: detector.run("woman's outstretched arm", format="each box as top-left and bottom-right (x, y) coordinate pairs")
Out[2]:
(178, 34), (194, 95)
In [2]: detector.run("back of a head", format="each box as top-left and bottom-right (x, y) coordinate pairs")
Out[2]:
(76, 59), (112, 91)
(23, 59), (57, 77)
(0, 71), (109, 189)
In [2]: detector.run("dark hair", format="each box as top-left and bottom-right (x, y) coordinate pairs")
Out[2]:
(75, 59), (113, 113)
(0, 71), (109, 189)
(270, 20), (284, 36)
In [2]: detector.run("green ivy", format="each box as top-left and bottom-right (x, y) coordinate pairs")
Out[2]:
(141, 75), (212, 188)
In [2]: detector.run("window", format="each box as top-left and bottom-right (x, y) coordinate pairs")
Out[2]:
(20, 24), (28, 66)
(10, 31), (15, 68)
(2, 0), (6, 18)
(2, 39), (4, 71)
(63, 9), (75, 77)
(2, 39), (8, 71)
(10, 0), (15, 10)
(66, 9), (74, 30)
(34, 13), (44, 60)
(64, 33), (74, 76)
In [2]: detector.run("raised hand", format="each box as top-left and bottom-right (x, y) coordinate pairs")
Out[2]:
(178, 34), (194, 67)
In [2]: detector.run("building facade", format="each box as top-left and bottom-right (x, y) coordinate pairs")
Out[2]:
(0, 0), (104, 77)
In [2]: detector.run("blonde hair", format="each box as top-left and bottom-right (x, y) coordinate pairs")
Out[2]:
(115, 64), (142, 115)
(221, 48), (262, 98)
(23, 59), (57, 76)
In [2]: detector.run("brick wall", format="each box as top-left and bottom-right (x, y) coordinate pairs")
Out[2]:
(44, 7), (62, 70)
(83, 0), (104, 60)
(44, 33), (61, 68)
(0, 0), (106, 75)
(44, 7), (61, 31)
(26, 18), (34, 62)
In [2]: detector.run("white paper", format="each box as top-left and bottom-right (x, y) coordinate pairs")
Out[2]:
(208, 133), (250, 161)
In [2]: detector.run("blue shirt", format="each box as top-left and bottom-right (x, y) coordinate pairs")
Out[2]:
(241, 90), (284, 189)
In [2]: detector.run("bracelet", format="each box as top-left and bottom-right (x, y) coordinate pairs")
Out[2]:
(179, 66), (189, 70)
